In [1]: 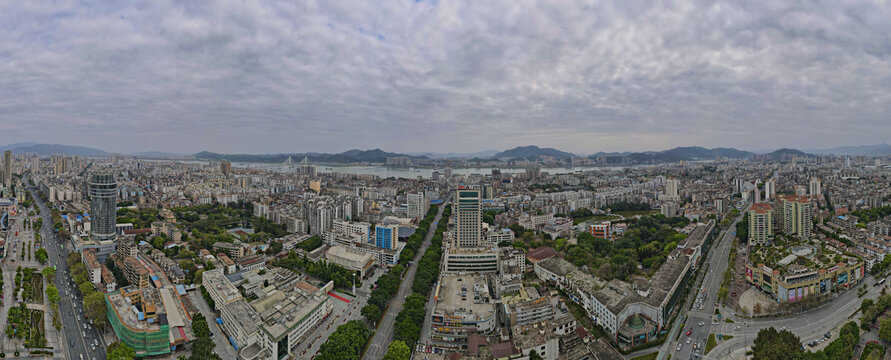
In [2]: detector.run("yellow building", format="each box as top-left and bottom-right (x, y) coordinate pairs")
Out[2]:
(745, 261), (863, 303)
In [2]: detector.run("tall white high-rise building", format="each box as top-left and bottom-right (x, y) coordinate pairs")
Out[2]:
(455, 185), (482, 248)
(733, 178), (743, 194)
(660, 177), (680, 201)
(809, 178), (822, 198)
(407, 191), (428, 218)
(763, 180), (775, 200)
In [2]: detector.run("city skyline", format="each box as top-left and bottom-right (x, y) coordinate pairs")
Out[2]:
(2, 1), (890, 154)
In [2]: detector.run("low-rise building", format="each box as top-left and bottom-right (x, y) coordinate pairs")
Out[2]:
(325, 245), (374, 278)
(443, 248), (499, 274)
(429, 274), (498, 348)
(202, 268), (243, 307)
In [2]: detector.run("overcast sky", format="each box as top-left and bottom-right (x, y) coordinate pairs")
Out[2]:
(1, 1), (890, 154)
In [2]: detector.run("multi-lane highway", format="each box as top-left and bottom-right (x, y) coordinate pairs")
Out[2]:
(362, 199), (448, 360)
(28, 184), (107, 360)
(706, 270), (887, 359)
(670, 202), (749, 360)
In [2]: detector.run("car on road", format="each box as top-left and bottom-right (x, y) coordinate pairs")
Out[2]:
(698, 322), (705, 326)
(686, 330), (692, 336)
(676, 344), (682, 351)
(686, 337), (692, 344)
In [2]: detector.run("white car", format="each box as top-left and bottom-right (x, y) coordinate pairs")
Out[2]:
(676, 344), (682, 351)
(686, 338), (692, 344)
(698, 322), (705, 326)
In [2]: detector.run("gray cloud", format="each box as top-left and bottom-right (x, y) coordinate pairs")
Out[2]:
(0, 0), (889, 154)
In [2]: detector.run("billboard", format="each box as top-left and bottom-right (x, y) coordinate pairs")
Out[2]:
(838, 273), (848, 285)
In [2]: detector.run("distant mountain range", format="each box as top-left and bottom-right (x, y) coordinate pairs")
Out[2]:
(4, 142), (882, 164)
(586, 146), (755, 163)
(807, 144), (891, 156)
(406, 150), (500, 159)
(128, 151), (190, 159)
(190, 145), (821, 164)
(194, 148), (426, 164)
(493, 146), (577, 160)
(0, 143), (107, 157)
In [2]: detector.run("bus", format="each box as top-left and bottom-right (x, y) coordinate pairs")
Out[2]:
(879, 279), (886, 285)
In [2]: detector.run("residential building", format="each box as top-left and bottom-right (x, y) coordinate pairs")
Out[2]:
(782, 195), (813, 240)
(748, 203), (774, 245)
(407, 191), (428, 218)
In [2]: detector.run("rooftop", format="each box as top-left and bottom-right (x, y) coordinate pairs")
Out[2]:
(432, 274), (497, 322)
(203, 269), (242, 303)
(252, 289), (330, 341)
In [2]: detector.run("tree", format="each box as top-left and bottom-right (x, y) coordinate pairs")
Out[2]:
(383, 340), (411, 360)
(361, 304), (381, 323)
(42, 267), (56, 282)
(529, 350), (544, 360)
(67, 252), (80, 267)
(79, 281), (96, 297)
(46, 285), (60, 305)
(718, 287), (729, 302)
(880, 318), (891, 342)
(107, 342), (136, 360)
(192, 312), (211, 338)
(152, 236), (167, 250)
(752, 327), (803, 360)
(316, 320), (372, 360)
(189, 336), (216, 360)
(84, 291), (108, 330)
(35, 248), (48, 264)
(753, 303), (762, 315)
(393, 317), (420, 347)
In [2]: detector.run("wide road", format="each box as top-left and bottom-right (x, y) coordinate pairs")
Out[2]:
(362, 199), (448, 360)
(671, 202), (750, 360)
(29, 184), (107, 360)
(707, 271), (887, 359)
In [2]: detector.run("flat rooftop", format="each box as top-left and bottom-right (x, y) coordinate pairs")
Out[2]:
(203, 269), (242, 303)
(433, 274), (496, 321)
(252, 290), (329, 340)
(108, 291), (162, 332)
(222, 300), (260, 337)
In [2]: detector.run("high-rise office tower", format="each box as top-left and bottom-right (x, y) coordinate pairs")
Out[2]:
(782, 195), (813, 240)
(455, 185), (482, 248)
(90, 174), (118, 242)
(2, 150), (11, 187)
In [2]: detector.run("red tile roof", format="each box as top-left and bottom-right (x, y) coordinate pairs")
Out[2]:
(526, 247), (557, 263)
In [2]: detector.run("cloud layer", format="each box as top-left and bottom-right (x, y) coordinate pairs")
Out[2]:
(1, 0), (889, 154)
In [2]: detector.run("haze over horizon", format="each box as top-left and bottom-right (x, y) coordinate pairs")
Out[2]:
(1, 1), (890, 154)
